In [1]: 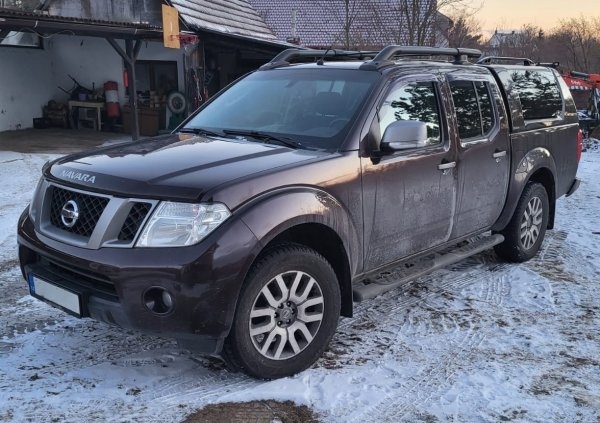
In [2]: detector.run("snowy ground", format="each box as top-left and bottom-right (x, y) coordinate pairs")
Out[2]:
(0, 147), (599, 422)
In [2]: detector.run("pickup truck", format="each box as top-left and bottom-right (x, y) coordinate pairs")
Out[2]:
(17, 46), (582, 379)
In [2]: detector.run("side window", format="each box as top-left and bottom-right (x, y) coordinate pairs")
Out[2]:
(378, 81), (441, 146)
(450, 80), (496, 141)
(510, 69), (562, 120)
(475, 82), (494, 133)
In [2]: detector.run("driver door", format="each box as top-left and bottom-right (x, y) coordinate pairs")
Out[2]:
(361, 75), (458, 271)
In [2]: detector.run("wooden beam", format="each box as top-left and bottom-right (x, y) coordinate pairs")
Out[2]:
(106, 38), (140, 140)
(133, 39), (142, 60)
(106, 37), (130, 64)
(125, 39), (140, 141)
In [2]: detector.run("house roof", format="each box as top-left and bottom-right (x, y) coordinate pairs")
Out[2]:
(170, 0), (279, 43)
(248, 0), (426, 49)
(488, 31), (519, 47)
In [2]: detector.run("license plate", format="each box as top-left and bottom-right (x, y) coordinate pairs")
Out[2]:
(28, 275), (81, 316)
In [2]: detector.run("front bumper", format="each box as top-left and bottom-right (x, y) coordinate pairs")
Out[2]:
(17, 208), (260, 354)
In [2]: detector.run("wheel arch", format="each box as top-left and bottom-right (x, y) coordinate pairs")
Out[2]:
(493, 148), (557, 231)
(237, 189), (360, 319)
(260, 223), (353, 318)
(527, 167), (556, 229)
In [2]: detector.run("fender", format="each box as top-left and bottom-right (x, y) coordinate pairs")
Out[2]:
(237, 187), (361, 278)
(492, 147), (557, 231)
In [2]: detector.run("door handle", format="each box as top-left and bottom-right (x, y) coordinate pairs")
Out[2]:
(437, 161), (456, 175)
(493, 150), (507, 161)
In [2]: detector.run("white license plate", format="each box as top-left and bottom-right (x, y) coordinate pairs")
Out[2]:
(29, 275), (81, 316)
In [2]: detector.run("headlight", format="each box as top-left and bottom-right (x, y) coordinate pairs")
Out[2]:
(136, 202), (231, 247)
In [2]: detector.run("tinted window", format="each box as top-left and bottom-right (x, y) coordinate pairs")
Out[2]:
(186, 69), (379, 151)
(475, 82), (494, 133)
(450, 80), (496, 140)
(450, 81), (481, 139)
(379, 81), (441, 146)
(510, 69), (562, 120)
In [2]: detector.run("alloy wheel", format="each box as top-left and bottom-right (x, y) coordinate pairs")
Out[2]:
(519, 196), (543, 250)
(248, 270), (324, 360)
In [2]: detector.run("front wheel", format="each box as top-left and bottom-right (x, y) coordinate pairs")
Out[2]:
(223, 244), (341, 379)
(495, 182), (549, 262)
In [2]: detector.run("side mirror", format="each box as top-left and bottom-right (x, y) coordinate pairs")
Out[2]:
(381, 120), (428, 151)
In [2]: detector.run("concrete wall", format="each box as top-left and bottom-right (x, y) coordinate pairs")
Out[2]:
(0, 47), (55, 131)
(0, 35), (185, 131)
(49, 36), (124, 104)
(49, 36), (184, 104)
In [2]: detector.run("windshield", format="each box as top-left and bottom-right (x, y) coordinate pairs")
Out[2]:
(185, 68), (380, 150)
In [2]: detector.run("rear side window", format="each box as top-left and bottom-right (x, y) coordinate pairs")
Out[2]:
(450, 80), (495, 141)
(509, 69), (562, 120)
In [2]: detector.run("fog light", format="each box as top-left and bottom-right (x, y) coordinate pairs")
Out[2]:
(143, 287), (175, 315)
(161, 290), (173, 309)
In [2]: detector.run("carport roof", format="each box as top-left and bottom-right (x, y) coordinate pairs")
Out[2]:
(0, 7), (162, 39)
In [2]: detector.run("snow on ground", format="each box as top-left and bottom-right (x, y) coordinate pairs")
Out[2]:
(0, 147), (599, 422)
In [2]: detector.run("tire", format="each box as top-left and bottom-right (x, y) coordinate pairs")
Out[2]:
(223, 244), (341, 379)
(495, 182), (549, 262)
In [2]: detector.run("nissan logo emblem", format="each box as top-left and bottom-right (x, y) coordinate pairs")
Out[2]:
(60, 200), (80, 228)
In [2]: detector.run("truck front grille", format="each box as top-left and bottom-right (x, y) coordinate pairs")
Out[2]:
(39, 182), (158, 249)
(49, 187), (108, 237)
(118, 202), (152, 241)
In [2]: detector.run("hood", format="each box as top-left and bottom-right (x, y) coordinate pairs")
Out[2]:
(48, 133), (323, 202)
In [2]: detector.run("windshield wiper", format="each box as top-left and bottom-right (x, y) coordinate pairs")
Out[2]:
(179, 127), (224, 137)
(222, 129), (304, 149)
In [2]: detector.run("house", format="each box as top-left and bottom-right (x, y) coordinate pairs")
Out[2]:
(0, 0), (287, 135)
(488, 30), (520, 54)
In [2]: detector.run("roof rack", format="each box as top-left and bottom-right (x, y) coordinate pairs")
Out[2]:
(259, 48), (378, 70)
(537, 61), (560, 69)
(359, 46), (482, 70)
(477, 56), (536, 66)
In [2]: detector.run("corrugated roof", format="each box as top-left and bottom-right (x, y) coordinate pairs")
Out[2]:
(0, 7), (161, 30)
(248, 0), (438, 49)
(170, 0), (278, 41)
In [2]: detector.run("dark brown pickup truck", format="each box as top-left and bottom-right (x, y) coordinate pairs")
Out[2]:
(18, 46), (581, 379)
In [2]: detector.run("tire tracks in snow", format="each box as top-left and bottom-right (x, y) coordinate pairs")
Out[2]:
(344, 253), (510, 422)
(349, 230), (567, 422)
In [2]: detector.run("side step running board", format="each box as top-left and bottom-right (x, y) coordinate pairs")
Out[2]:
(353, 234), (505, 302)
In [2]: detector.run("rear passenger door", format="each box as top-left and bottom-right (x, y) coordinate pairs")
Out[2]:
(447, 76), (511, 237)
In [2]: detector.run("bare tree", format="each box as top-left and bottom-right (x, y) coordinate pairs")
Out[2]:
(485, 24), (545, 60)
(514, 24), (545, 60)
(551, 17), (600, 72)
(312, 0), (473, 50)
(315, 0), (374, 50)
(445, 9), (483, 48)
(368, 0), (473, 47)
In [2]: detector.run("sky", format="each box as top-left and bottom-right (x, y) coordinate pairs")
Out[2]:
(469, 0), (592, 32)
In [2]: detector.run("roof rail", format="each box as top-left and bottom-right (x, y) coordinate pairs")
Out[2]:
(359, 46), (482, 70)
(477, 56), (536, 66)
(260, 48), (378, 70)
